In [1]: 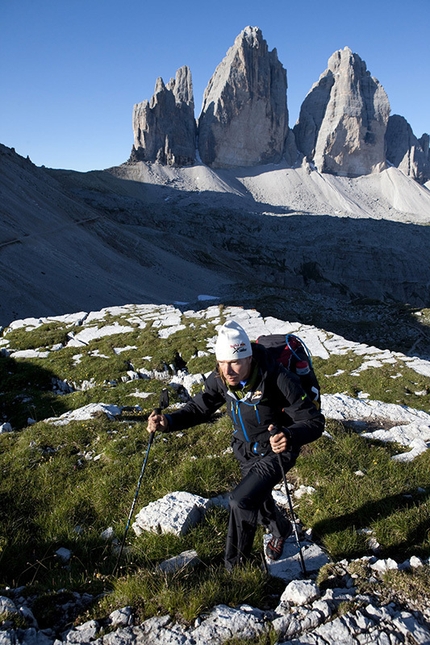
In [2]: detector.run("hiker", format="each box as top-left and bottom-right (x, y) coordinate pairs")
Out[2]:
(147, 320), (325, 571)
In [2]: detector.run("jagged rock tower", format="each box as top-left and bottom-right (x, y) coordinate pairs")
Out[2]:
(131, 66), (196, 166)
(198, 26), (296, 167)
(294, 47), (390, 177)
(128, 34), (429, 184)
(385, 115), (430, 184)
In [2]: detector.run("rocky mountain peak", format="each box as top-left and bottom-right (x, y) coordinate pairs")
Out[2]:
(386, 115), (430, 184)
(241, 24), (262, 47)
(127, 30), (427, 184)
(168, 65), (194, 106)
(294, 46), (390, 177)
(131, 65), (196, 166)
(197, 26), (295, 167)
(328, 46), (366, 81)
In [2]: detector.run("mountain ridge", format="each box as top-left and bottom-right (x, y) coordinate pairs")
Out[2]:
(130, 27), (429, 183)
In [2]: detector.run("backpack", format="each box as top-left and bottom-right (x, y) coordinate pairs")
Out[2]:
(256, 333), (321, 409)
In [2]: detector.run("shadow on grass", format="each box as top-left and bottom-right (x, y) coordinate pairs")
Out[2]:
(0, 354), (71, 429)
(0, 530), (117, 588)
(312, 489), (430, 561)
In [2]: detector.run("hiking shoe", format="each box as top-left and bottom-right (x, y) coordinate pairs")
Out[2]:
(265, 522), (293, 561)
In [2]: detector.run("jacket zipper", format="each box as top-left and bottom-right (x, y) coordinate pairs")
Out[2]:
(232, 400), (261, 442)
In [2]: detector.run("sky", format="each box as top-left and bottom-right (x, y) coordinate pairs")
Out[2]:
(1, 0), (429, 172)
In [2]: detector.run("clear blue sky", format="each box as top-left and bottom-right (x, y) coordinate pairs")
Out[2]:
(1, 0), (429, 172)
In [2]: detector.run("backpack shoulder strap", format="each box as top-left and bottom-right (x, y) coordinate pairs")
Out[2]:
(285, 334), (313, 368)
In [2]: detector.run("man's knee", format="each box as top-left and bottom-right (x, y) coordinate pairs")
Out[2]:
(229, 489), (259, 512)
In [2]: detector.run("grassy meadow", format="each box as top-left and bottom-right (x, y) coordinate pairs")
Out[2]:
(0, 306), (429, 630)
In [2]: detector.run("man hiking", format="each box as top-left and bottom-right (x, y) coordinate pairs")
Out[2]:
(147, 320), (325, 571)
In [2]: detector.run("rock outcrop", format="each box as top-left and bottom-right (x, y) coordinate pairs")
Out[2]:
(385, 114), (430, 184)
(131, 66), (196, 166)
(294, 47), (390, 177)
(126, 33), (430, 184)
(2, 554), (430, 644)
(198, 26), (295, 167)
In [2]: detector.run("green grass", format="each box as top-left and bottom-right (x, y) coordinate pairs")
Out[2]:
(98, 561), (278, 625)
(383, 566), (430, 606)
(296, 420), (430, 561)
(1, 306), (430, 628)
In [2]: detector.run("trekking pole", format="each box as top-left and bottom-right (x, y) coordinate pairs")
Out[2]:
(270, 428), (307, 576)
(113, 388), (169, 575)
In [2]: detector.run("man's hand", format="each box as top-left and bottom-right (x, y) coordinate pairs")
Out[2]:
(147, 411), (168, 434)
(268, 424), (289, 453)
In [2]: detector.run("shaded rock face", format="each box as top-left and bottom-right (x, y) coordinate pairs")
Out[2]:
(419, 133), (429, 161)
(198, 26), (294, 168)
(386, 115), (430, 184)
(131, 66), (196, 166)
(294, 47), (390, 177)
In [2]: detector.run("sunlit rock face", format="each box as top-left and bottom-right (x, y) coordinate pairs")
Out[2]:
(294, 47), (390, 177)
(198, 26), (295, 168)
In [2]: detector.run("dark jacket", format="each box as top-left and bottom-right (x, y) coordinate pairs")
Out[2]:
(165, 343), (324, 462)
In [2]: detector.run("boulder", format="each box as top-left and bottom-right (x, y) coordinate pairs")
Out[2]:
(280, 579), (321, 606)
(0, 596), (18, 615)
(191, 604), (267, 644)
(132, 491), (210, 536)
(131, 65), (196, 166)
(294, 47), (390, 177)
(386, 114), (430, 184)
(198, 26), (294, 167)
(158, 549), (200, 573)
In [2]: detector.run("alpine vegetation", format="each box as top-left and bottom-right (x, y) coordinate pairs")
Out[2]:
(0, 303), (429, 644)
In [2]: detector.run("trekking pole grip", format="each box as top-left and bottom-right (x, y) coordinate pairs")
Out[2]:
(269, 426), (280, 437)
(152, 406), (163, 436)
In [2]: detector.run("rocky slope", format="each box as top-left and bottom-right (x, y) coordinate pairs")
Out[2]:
(1, 143), (430, 342)
(0, 144), (234, 327)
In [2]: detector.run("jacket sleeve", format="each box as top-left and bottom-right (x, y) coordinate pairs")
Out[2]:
(276, 367), (325, 450)
(164, 371), (226, 432)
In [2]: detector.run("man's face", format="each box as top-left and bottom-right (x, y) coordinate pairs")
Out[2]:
(218, 356), (252, 387)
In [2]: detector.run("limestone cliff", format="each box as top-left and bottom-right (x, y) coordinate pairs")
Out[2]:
(127, 34), (428, 184)
(385, 115), (430, 184)
(198, 26), (295, 167)
(294, 47), (390, 177)
(131, 66), (196, 166)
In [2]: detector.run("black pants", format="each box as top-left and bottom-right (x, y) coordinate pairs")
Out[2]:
(224, 448), (295, 570)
